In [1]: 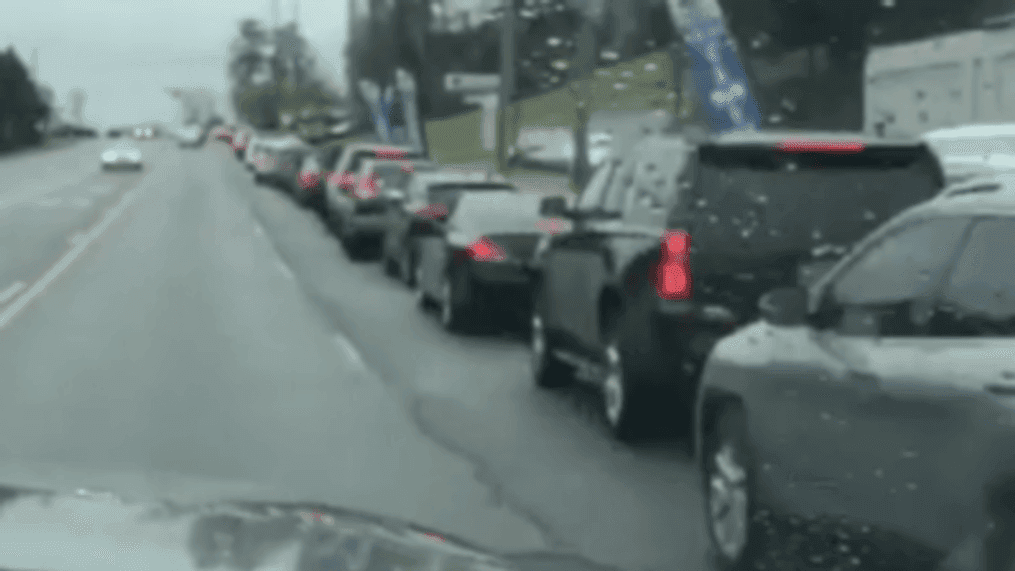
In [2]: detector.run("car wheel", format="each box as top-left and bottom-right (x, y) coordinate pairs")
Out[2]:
(400, 244), (417, 287)
(601, 336), (649, 441)
(704, 404), (759, 571)
(439, 268), (473, 333)
(382, 238), (400, 278)
(531, 311), (574, 388)
(341, 230), (362, 260)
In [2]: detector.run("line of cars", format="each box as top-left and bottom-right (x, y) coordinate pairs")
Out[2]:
(215, 123), (1015, 571)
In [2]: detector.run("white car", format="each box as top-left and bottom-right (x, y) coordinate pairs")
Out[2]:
(101, 142), (143, 171)
(923, 123), (1015, 185)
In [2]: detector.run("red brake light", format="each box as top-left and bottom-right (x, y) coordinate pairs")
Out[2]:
(354, 175), (379, 199)
(776, 140), (865, 154)
(466, 237), (506, 262)
(299, 170), (321, 190)
(376, 147), (408, 160)
(653, 230), (692, 300)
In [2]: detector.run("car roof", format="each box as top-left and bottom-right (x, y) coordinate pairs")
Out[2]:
(896, 172), (1015, 219)
(413, 170), (491, 184)
(346, 142), (420, 154)
(703, 129), (923, 148)
(457, 190), (540, 206)
(923, 123), (1015, 141)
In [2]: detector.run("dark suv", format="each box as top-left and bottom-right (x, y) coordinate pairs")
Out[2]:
(530, 129), (946, 440)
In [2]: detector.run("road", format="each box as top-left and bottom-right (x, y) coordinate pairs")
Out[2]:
(0, 139), (710, 571)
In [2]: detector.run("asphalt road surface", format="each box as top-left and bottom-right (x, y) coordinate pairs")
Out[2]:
(0, 139), (710, 571)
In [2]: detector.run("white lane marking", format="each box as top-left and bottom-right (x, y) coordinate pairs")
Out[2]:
(0, 190), (137, 331)
(69, 233), (85, 245)
(276, 260), (294, 280)
(333, 335), (365, 369)
(0, 282), (26, 305)
(71, 197), (91, 208)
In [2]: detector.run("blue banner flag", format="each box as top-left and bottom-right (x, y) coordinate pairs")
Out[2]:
(684, 16), (761, 133)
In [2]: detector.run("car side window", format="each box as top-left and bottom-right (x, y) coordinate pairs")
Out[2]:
(576, 161), (616, 212)
(931, 218), (1015, 336)
(824, 217), (972, 336)
(623, 155), (686, 227)
(602, 159), (636, 213)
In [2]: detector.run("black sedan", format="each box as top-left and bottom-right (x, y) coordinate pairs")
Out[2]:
(381, 174), (515, 286)
(415, 192), (569, 333)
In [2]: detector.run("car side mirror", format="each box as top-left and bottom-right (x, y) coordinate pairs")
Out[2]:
(758, 286), (809, 326)
(539, 196), (568, 217)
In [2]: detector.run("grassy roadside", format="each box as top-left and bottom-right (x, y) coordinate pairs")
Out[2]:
(424, 49), (683, 192)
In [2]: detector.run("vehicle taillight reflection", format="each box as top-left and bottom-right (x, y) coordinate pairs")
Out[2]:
(466, 237), (507, 262)
(535, 218), (569, 235)
(415, 203), (448, 220)
(299, 170), (321, 190)
(653, 230), (692, 300)
(376, 147), (408, 160)
(354, 175), (380, 199)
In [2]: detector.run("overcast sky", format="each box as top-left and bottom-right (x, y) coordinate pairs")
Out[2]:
(2, 0), (349, 129)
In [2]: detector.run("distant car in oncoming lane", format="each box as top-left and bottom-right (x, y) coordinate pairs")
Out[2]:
(101, 141), (143, 171)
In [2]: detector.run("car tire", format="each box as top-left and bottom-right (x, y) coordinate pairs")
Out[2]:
(382, 237), (400, 278)
(703, 404), (760, 571)
(600, 336), (650, 441)
(399, 243), (417, 288)
(439, 267), (475, 333)
(531, 309), (574, 389)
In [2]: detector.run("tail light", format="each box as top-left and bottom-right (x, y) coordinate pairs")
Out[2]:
(653, 230), (692, 300)
(299, 170), (321, 190)
(414, 203), (448, 220)
(776, 140), (865, 153)
(466, 237), (507, 262)
(337, 171), (356, 191)
(354, 175), (380, 199)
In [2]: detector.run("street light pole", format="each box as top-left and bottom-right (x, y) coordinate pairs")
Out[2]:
(497, 0), (516, 172)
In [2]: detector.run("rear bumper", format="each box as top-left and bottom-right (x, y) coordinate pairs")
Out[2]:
(345, 212), (389, 236)
(102, 161), (142, 170)
(471, 261), (532, 287)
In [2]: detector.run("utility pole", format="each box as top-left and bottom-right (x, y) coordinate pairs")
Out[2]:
(272, 0), (280, 27)
(497, 0), (517, 171)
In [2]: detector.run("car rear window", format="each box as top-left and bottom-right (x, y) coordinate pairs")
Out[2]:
(427, 183), (517, 213)
(680, 145), (945, 273)
(453, 194), (544, 233)
(372, 161), (435, 189)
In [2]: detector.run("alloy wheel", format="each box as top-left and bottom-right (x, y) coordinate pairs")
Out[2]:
(602, 342), (626, 429)
(531, 314), (547, 374)
(440, 276), (454, 328)
(708, 431), (750, 561)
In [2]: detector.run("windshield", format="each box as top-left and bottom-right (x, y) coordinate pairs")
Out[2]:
(7, 1), (1014, 570)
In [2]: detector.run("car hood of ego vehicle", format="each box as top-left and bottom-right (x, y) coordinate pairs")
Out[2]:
(0, 483), (620, 571)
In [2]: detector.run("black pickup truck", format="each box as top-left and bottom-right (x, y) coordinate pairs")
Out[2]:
(530, 129), (946, 440)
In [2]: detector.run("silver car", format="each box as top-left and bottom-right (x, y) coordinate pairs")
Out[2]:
(697, 173), (1015, 571)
